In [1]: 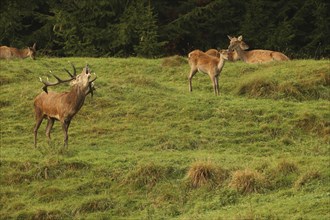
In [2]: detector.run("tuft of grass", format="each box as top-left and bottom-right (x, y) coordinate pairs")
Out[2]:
(186, 161), (228, 188)
(16, 209), (63, 220)
(124, 162), (169, 189)
(295, 112), (330, 141)
(236, 76), (277, 98)
(229, 169), (268, 194)
(75, 198), (114, 213)
(234, 61), (330, 101)
(37, 187), (67, 202)
(294, 171), (321, 189)
(161, 55), (187, 67)
(276, 160), (299, 175)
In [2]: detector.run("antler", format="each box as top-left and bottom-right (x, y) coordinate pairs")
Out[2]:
(64, 62), (76, 78)
(40, 64), (77, 93)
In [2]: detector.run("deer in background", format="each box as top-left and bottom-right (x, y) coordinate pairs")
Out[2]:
(188, 49), (229, 95)
(205, 40), (249, 62)
(34, 64), (97, 148)
(227, 36), (289, 63)
(0, 43), (37, 60)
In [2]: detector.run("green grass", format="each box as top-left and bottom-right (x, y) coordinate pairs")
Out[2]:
(0, 57), (329, 219)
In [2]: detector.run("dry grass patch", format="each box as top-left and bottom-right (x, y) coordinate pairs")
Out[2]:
(229, 169), (267, 194)
(73, 198), (114, 215)
(16, 209), (63, 220)
(294, 171), (321, 189)
(276, 160), (299, 175)
(236, 76), (277, 98)
(186, 161), (228, 188)
(161, 55), (187, 67)
(295, 112), (330, 141)
(125, 162), (168, 189)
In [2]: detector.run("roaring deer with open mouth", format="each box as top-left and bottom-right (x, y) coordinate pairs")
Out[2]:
(227, 35), (289, 63)
(0, 43), (37, 60)
(33, 64), (97, 148)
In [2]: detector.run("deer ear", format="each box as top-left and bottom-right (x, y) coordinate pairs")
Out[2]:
(32, 43), (36, 50)
(227, 35), (233, 40)
(238, 35), (243, 41)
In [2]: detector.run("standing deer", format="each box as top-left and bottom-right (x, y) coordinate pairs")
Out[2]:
(0, 43), (36, 60)
(33, 64), (97, 148)
(188, 49), (229, 95)
(227, 36), (289, 63)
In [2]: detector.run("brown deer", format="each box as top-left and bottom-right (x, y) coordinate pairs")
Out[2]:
(205, 43), (248, 62)
(227, 36), (289, 63)
(0, 43), (36, 60)
(33, 64), (97, 148)
(188, 49), (229, 95)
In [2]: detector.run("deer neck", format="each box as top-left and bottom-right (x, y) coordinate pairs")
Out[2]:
(67, 85), (88, 112)
(17, 48), (30, 58)
(234, 46), (248, 62)
(217, 56), (226, 71)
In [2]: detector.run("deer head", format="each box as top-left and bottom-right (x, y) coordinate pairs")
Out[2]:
(227, 35), (249, 51)
(28, 43), (37, 60)
(40, 63), (96, 96)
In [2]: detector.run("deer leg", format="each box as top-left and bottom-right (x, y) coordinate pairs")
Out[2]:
(188, 69), (197, 92)
(62, 119), (71, 148)
(215, 76), (219, 96)
(210, 76), (217, 96)
(46, 118), (55, 144)
(34, 117), (43, 147)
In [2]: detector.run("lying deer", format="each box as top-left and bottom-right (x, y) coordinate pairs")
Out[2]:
(227, 35), (289, 63)
(34, 64), (97, 148)
(0, 43), (36, 60)
(188, 49), (229, 95)
(205, 42), (249, 62)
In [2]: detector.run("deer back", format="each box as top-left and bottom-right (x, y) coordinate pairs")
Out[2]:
(0, 44), (36, 59)
(242, 50), (289, 63)
(34, 86), (88, 122)
(189, 50), (222, 75)
(205, 49), (220, 58)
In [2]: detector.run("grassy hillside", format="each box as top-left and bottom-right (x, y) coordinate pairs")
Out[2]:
(0, 57), (329, 219)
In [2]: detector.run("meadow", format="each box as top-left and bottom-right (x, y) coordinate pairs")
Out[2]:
(0, 57), (329, 219)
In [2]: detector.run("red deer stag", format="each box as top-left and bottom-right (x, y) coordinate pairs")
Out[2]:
(188, 49), (229, 95)
(0, 43), (36, 60)
(227, 35), (289, 63)
(33, 64), (97, 148)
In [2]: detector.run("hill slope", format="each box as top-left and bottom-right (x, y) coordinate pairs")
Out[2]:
(0, 57), (329, 219)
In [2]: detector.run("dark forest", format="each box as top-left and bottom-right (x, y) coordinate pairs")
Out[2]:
(0, 0), (329, 58)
